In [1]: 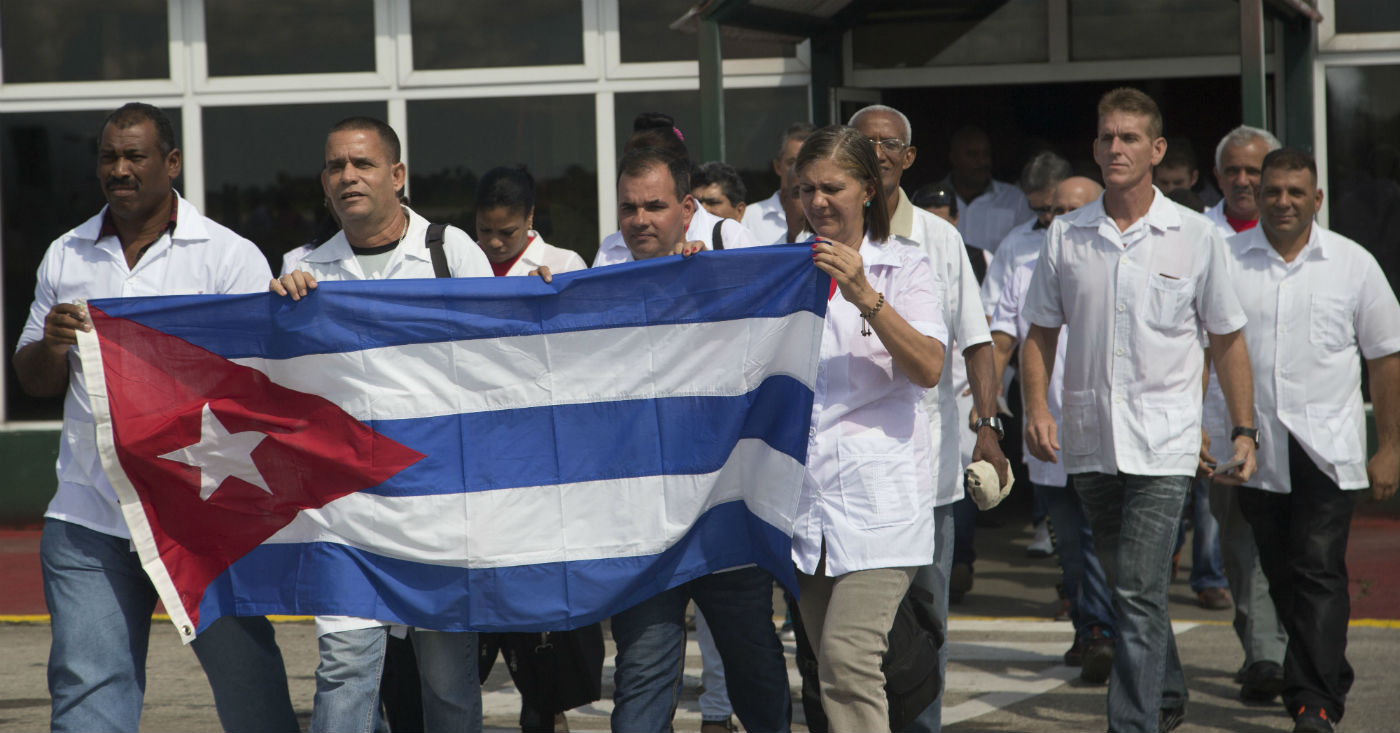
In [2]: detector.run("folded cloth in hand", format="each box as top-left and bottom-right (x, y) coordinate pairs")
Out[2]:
(965, 460), (1014, 510)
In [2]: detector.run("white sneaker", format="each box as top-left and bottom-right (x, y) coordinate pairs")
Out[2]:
(1027, 520), (1054, 558)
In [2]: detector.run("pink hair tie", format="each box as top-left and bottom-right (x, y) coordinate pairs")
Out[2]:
(672, 126), (685, 141)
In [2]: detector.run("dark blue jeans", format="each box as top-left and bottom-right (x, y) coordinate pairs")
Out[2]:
(1040, 482), (1115, 635)
(1174, 478), (1229, 593)
(610, 566), (791, 733)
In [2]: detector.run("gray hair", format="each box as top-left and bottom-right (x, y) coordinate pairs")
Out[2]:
(1019, 150), (1072, 194)
(1214, 125), (1281, 171)
(848, 105), (913, 146)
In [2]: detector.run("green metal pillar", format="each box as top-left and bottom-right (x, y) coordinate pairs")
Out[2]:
(698, 18), (725, 163)
(1240, 0), (1268, 128)
(1282, 17), (1316, 151)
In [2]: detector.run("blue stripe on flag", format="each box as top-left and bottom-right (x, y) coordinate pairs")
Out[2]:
(197, 499), (795, 632)
(366, 373), (812, 495)
(89, 247), (829, 359)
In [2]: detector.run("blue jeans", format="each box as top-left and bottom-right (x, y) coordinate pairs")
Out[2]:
(1175, 478), (1228, 593)
(1040, 483), (1115, 636)
(41, 519), (297, 733)
(611, 566), (790, 733)
(1073, 473), (1189, 733)
(312, 626), (481, 733)
(902, 502), (955, 732)
(951, 497), (977, 566)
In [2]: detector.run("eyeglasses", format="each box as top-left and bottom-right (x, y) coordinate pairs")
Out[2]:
(1030, 204), (1053, 215)
(867, 137), (908, 154)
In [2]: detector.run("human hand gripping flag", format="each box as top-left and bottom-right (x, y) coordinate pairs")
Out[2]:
(76, 246), (830, 643)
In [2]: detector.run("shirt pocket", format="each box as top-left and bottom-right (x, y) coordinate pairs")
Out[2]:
(1146, 274), (1196, 333)
(1141, 394), (1199, 455)
(59, 428), (101, 487)
(838, 437), (918, 530)
(1305, 404), (1364, 467)
(1061, 390), (1100, 456)
(1308, 293), (1355, 352)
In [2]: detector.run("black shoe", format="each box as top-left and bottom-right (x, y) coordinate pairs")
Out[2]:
(1079, 626), (1113, 684)
(1063, 636), (1085, 667)
(1240, 660), (1286, 703)
(1159, 704), (1186, 733)
(1292, 705), (1335, 733)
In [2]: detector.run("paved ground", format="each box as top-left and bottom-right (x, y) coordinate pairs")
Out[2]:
(3, 508), (1398, 732)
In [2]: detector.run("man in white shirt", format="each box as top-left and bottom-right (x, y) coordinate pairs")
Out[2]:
(606, 147), (790, 733)
(14, 103), (298, 733)
(941, 125), (1032, 253)
(981, 151), (1073, 317)
(1221, 148), (1400, 733)
(1021, 88), (1258, 733)
(743, 122), (816, 244)
(274, 116), (491, 733)
(1205, 125), (1281, 236)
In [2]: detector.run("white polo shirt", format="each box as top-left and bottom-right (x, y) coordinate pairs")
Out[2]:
(990, 259), (1068, 487)
(742, 191), (789, 245)
(17, 194), (273, 539)
(294, 206), (490, 280)
(950, 178), (1032, 253)
(982, 218), (1049, 318)
(793, 234), (947, 576)
(1022, 188), (1247, 477)
(1211, 225), (1400, 493)
(1204, 200), (1233, 237)
(592, 207), (762, 267)
(503, 232), (587, 277)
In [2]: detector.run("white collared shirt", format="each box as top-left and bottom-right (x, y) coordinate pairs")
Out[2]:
(592, 207), (763, 267)
(792, 234), (947, 576)
(1208, 225), (1400, 493)
(1203, 200), (1234, 238)
(990, 259), (1068, 487)
(952, 178), (1032, 253)
(504, 232), (588, 277)
(17, 193), (273, 539)
(292, 206), (491, 280)
(982, 218), (1049, 318)
(742, 191), (789, 245)
(1022, 188), (1247, 477)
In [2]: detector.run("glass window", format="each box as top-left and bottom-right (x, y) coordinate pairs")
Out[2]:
(0, 0), (168, 83)
(202, 102), (386, 267)
(1070, 0), (1247, 60)
(205, 0), (375, 77)
(614, 86), (809, 206)
(407, 96), (598, 263)
(1325, 65), (1400, 291)
(1, 108), (181, 421)
(852, 0), (1048, 69)
(617, 0), (796, 63)
(411, 0), (584, 69)
(1335, 1), (1400, 34)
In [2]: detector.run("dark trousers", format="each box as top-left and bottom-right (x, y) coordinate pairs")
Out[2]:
(1237, 434), (1356, 721)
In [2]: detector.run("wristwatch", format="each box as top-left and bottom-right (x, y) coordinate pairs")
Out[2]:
(973, 415), (1005, 441)
(1231, 426), (1259, 448)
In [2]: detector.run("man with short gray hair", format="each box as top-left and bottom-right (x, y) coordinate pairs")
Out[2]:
(742, 122), (816, 244)
(981, 150), (1074, 316)
(1206, 124), (1282, 235)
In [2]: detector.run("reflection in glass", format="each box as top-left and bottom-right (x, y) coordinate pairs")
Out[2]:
(407, 96), (598, 262)
(1326, 65), (1400, 291)
(1069, 0), (1250, 60)
(618, 0), (796, 63)
(1, 109), (180, 420)
(205, 0), (375, 77)
(202, 102), (386, 266)
(1335, 0), (1400, 34)
(852, 0), (1048, 69)
(614, 87), (809, 208)
(411, 0), (583, 69)
(0, 0), (168, 83)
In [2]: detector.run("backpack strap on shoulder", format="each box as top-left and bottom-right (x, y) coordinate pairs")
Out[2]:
(426, 222), (450, 278)
(711, 219), (725, 251)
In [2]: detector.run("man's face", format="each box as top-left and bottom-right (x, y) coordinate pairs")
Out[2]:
(949, 131), (991, 190)
(97, 120), (180, 221)
(692, 182), (744, 220)
(618, 164), (695, 260)
(1093, 111), (1165, 191)
(1214, 138), (1272, 221)
(773, 137), (805, 197)
(1052, 177), (1102, 216)
(852, 111), (915, 200)
(1259, 166), (1322, 243)
(322, 129), (405, 228)
(1027, 187), (1054, 228)
(1153, 163), (1198, 194)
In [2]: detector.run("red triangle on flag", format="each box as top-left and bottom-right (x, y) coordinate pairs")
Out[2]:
(89, 306), (425, 628)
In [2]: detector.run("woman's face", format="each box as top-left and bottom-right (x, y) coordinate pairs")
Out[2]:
(475, 205), (532, 264)
(798, 157), (873, 245)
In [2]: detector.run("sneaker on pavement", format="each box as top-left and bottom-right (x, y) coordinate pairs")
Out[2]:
(950, 562), (974, 604)
(1063, 635), (1085, 667)
(1197, 586), (1233, 610)
(700, 715), (737, 733)
(1240, 660), (1286, 703)
(1027, 520), (1054, 558)
(1159, 704), (1186, 733)
(1293, 706), (1335, 733)
(1080, 626), (1114, 684)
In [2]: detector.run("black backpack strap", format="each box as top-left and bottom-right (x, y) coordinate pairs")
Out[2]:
(711, 219), (725, 251)
(965, 244), (988, 286)
(426, 223), (450, 278)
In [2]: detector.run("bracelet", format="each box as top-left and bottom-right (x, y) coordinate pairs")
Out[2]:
(860, 293), (885, 336)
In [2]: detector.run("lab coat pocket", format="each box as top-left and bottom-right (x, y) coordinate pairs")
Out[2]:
(1305, 404), (1364, 467)
(1308, 294), (1355, 352)
(1061, 390), (1100, 456)
(838, 439), (918, 530)
(1141, 394), (1198, 455)
(1146, 275), (1196, 333)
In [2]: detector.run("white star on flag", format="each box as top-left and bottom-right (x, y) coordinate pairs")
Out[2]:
(159, 403), (272, 501)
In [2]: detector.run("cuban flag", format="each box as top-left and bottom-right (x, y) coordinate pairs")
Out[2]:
(76, 246), (828, 643)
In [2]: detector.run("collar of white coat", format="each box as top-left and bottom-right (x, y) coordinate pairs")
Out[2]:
(1065, 185), (1182, 234)
(75, 191), (212, 245)
(516, 232), (550, 268)
(303, 205), (432, 265)
(1235, 217), (1330, 261)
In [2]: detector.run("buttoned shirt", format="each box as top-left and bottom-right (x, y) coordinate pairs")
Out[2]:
(793, 235), (947, 576)
(504, 232), (587, 277)
(991, 259), (1068, 487)
(982, 218), (1048, 317)
(294, 206), (490, 281)
(890, 188), (994, 506)
(17, 193), (273, 539)
(742, 191), (790, 245)
(592, 207), (762, 267)
(1022, 189), (1247, 477)
(944, 177), (1031, 253)
(1208, 225), (1400, 493)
